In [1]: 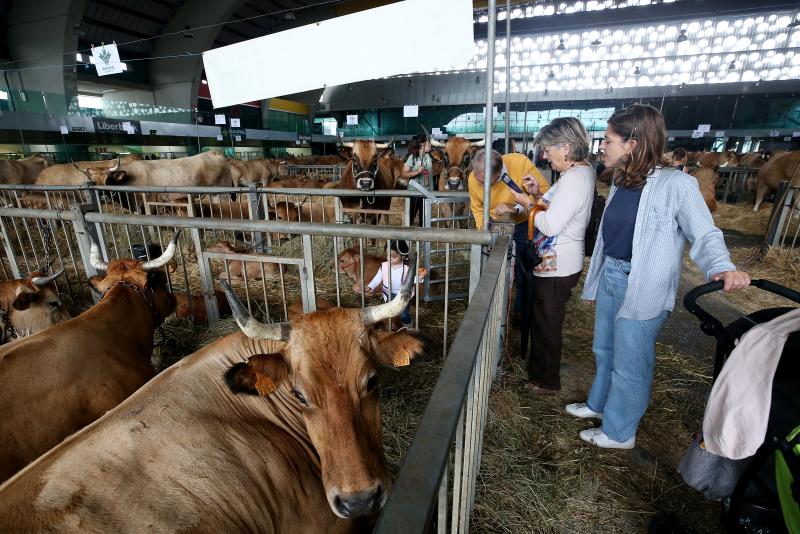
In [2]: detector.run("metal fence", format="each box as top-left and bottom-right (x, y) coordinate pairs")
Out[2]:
(766, 183), (800, 252)
(717, 166), (760, 204)
(0, 184), (506, 533)
(284, 164), (344, 182)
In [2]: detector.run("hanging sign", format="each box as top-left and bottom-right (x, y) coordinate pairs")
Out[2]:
(715, 131), (725, 137)
(793, 131), (800, 137)
(59, 125), (69, 135)
(432, 127), (443, 137)
(668, 136), (675, 141)
(214, 114), (226, 125)
(691, 130), (704, 139)
(216, 134), (224, 141)
(770, 130), (780, 137)
(403, 105), (419, 118)
(696, 124), (711, 133)
(784, 136), (792, 142)
(234, 135), (242, 142)
(91, 44), (124, 76)
(230, 118), (241, 127)
(346, 114), (358, 126)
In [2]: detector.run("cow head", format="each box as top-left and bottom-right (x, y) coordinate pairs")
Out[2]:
(223, 261), (429, 519)
(88, 233), (179, 325)
(339, 136), (395, 191)
(7, 270), (70, 337)
(720, 150), (740, 168)
(72, 157), (122, 184)
(424, 129), (485, 191)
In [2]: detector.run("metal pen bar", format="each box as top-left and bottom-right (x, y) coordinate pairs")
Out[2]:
(374, 236), (509, 534)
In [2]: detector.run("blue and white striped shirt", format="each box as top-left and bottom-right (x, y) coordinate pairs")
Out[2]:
(581, 166), (736, 321)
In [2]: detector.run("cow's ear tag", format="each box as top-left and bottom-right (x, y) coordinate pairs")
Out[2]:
(391, 350), (411, 367)
(255, 375), (276, 396)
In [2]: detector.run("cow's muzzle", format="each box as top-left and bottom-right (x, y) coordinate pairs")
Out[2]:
(332, 484), (385, 518)
(356, 177), (375, 191)
(446, 177), (463, 190)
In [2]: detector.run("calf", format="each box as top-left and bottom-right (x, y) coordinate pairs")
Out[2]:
(207, 240), (281, 281)
(173, 289), (232, 324)
(338, 246), (383, 294)
(0, 270), (70, 344)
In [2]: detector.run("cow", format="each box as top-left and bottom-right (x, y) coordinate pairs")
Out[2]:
(0, 270), (69, 344)
(754, 150), (800, 211)
(228, 158), (280, 187)
(338, 246), (383, 295)
(173, 289), (232, 324)
(34, 156), (138, 186)
(0, 155), (51, 185)
(0, 235), (178, 483)
(696, 151), (739, 170)
(287, 295), (335, 320)
(428, 133), (486, 225)
(207, 240), (281, 281)
(0, 269), (429, 532)
(270, 196), (337, 224)
(338, 137), (400, 224)
(738, 151), (769, 169)
(690, 167), (718, 213)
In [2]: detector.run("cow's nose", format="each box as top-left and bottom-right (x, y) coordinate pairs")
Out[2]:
(333, 484), (384, 518)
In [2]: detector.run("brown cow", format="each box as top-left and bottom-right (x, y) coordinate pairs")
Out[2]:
(0, 270), (70, 344)
(338, 137), (400, 223)
(0, 271), (428, 532)
(338, 246), (383, 294)
(696, 151), (739, 170)
(34, 156), (138, 185)
(271, 197), (337, 223)
(428, 134), (486, 225)
(738, 151), (769, 169)
(754, 150), (800, 211)
(173, 289), (232, 324)
(0, 236), (178, 483)
(690, 167), (718, 213)
(0, 155), (51, 185)
(207, 240), (281, 281)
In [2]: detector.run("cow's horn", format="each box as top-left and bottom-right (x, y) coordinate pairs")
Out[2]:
(31, 268), (65, 287)
(375, 135), (396, 150)
(221, 280), (291, 341)
(72, 161), (92, 179)
(109, 157), (121, 172)
(140, 230), (182, 271)
(338, 134), (354, 149)
(89, 236), (109, 272)
(362, 253), (416, 325)
(470, 139), (486, 147)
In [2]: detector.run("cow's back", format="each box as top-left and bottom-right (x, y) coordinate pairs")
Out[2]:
(124, 151), (231, 188)
(0, 334), (356, 533)
(0, 305), (156, 483)
(759, 150), (800, 190)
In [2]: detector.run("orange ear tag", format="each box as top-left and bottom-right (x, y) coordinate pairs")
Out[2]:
(392, 351), (411, 367)
(255, 375), (276, 396)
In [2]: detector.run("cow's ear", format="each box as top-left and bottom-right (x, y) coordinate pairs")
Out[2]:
(105, 171), (129, 185)
(12, 291), (36, 311)
(370, 330), (431, 368)
(225, 353), (289, 396)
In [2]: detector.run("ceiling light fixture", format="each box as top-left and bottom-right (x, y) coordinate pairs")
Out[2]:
(556, 38), (565, 51)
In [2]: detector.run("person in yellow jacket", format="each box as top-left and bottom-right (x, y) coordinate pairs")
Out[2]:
(468, 149), (551, 322)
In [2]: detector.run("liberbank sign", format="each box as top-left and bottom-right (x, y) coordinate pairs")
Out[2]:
(92, 117), (142, 135)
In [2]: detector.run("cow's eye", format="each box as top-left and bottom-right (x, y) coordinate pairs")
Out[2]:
(366, 375), (379, 393)
(49, 302), (60, 308)
(292, 389), (308, 406)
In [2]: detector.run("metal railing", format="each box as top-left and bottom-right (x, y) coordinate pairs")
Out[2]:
(717, 166), (760, 204)
(766, 183), (800, 252)
(284, 165), (344, 182)
(375, 236), (508, 534)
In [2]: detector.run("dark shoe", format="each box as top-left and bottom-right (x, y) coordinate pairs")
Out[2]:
(524, 382), (560, 395)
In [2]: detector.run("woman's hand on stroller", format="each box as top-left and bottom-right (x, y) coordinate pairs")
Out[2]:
(712, 270), (751, 291)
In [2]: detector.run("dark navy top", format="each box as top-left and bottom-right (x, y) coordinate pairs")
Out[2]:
(602, 184), (643, 261)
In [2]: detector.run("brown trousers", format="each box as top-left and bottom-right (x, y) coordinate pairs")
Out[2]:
(527, 271), (581, 390)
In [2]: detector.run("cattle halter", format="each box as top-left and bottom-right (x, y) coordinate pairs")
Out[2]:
(98, 280), (162, 328)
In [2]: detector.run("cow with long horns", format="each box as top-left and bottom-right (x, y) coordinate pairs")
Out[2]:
(0, 269), (70, 344)
(0, 234), (178, 483)
(0, 259), (429, 532)
(337, 136), (402, 224)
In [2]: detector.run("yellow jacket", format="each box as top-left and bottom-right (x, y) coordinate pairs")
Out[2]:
(468, 153), (550, 230)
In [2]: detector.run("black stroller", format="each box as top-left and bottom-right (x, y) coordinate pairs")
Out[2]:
(681, 279), (800, 533)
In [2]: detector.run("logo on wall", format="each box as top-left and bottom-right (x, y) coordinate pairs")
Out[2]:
(92, 117), (141, 135)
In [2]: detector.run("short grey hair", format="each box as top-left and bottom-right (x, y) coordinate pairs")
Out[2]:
(471, 149), (503, 175)
(534, 117), (590, 162)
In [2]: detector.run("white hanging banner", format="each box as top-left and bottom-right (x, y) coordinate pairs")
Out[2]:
(346, 114), (358, 126)
(91, 44), (124, 76)
(668, 136), (675, 141)
(403, 105), (419, 118)
(230, 118), (241, 127)
(770, 130), (781, 137)
(784, 136), (792, 142)
(202, 0), (474, 108)
(59, 125), (69, 135)
(691, 130), (704, 139)
(214, 114), (226, 125)
(696, 124), (711, 133)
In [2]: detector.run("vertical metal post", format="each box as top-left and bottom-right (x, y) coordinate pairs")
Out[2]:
(483, 0), (497, 231)
(503, 0), (511, 154)
(70, 206), (100, 294)
(469, 244), (482, 301)
(247, 182), (266, 253)
(0, 216), (21, 278)
(187, 199), (219, 324)
(301, 234), (317, 313)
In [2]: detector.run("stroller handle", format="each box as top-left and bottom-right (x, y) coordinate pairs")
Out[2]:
(684, 279), (800, 318)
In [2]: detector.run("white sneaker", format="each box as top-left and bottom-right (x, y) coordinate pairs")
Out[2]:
(565, 402), (603, 420)
(579, 427), (635, 449)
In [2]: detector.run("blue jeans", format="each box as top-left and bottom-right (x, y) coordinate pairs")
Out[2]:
(512, 221), (530, 316)
(586, 257), (669, 442)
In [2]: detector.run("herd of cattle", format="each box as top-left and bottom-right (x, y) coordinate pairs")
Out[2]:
(0, 226), (432, 530)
